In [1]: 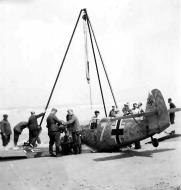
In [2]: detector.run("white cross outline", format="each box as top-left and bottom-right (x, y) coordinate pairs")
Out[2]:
(100, 119), (123, 142)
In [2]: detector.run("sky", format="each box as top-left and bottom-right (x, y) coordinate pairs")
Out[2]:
(0, 0), (180, 110)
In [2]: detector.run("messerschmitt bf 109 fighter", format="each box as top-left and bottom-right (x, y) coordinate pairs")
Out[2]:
(81, 89), (181, 152)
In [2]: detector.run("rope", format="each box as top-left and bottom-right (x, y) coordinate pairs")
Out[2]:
(83, 16), (93, 109)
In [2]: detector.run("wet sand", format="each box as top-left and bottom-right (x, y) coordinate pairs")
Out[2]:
(0, 116), (181, 190)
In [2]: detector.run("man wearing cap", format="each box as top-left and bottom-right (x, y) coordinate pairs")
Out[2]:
(109, 106), (117, 117)
(137, 102), (144, 114)
(168, 98), (176, 124)
(46, 108), (65, 156)
(28, 111), (45, 147)
(132, 103), (139, 114)
(0, 114), (12, 147)
(122, 103), (132, 116)
(13, 121), (28, 147)
(90, 110), (100, 129)
(64, 109), (82, 154)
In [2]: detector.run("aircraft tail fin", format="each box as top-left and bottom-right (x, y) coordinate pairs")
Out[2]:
(145, 89), (170, 133)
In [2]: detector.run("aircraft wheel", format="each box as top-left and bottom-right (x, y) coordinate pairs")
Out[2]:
(134, 141), (141, 149)
(151, 138), (159, 147)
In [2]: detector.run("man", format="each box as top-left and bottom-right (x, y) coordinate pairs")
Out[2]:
(13, 121), (28, 147)
(28, 111), (44, 147)
(109, 106), (117, 117)
(0, 114), (12, 147)
(122, 103), (132, 116)
(64, 109), (82, 154)
(137, 102), (144, 114)
(90, 110), (100, 129)
(132, 103), (139, 114)
(46, 108), (65, 156)
(168, 98), (176, 124)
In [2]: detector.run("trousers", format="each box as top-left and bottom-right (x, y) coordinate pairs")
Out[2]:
(29, 129), (39, 146)
(48, 131), (61, 155)
(1, 134), (11, 146)
(71, 131), (82, 154)
(169, 113), (175, 124)
(14, 129), (21, 146)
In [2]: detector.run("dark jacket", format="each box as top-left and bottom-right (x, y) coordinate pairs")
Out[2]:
(65, 114), (81, 132)
(14, 121), (28, 134)
(28, 113), (44, 131)
(169, 102), (176, 109)
(0, 120), (12, 135)
(109, 110), (116, 117)
(46, 113), (63, 132)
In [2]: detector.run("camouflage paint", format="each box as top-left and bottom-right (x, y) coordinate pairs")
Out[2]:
(81, 89), (170, 152)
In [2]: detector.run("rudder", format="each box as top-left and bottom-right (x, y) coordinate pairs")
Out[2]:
(145, 89), (170, 134)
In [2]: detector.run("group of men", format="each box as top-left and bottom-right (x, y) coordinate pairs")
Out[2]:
(108, 103), (144, 118)
(0, 108), (81, 156)
(90, 99), (176, 150)
(46, 108), (81, 156)
(0, 112), (45, 149)
(0, 98), (176, 154)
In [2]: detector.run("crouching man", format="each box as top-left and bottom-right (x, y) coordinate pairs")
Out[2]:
(14, 121), (28, 148)
(64, 109), (82, 154)
(46, 108), (65, 157)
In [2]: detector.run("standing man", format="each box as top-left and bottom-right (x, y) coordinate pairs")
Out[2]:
(46, 108), (65, 156)
(64, 109), (82, 154)
(132, 103), (139, 114)
(0, 114), (12, 147)
(13, 121), (28, 148)
(109, 106), (117, 117)
(137, 102), (144, 114)
(168, 98), (176, 124)
(122, 103), (132, 116)
(90, 110), (100, 129)
(28, 111), (44, 147)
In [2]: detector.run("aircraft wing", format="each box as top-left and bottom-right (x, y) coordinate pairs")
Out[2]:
(168, 108), (181, 113)
(109, 111), (157, 121)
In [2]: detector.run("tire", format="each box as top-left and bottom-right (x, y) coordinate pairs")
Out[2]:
(152, 138), (159, 147)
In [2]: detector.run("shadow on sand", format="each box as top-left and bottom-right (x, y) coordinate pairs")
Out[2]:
(93, 148), (175, 162)
(0, 146), (92, 162)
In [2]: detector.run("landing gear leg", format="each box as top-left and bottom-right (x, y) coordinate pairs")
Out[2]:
(151, 136), (159, 147)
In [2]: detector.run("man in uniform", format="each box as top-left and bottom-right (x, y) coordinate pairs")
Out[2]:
(46, 108), (65, 156)
(109, 106), (117, 117)
(122, 103), (132, 116)
(132, 103), (139, 114)
(90, 110), (100, 129)
(137, 102), (144, 114)
(64, 109), (82, 154)
(28, 111), (45, 147)
(0, 114), (12, 147)
(168, 98), (176, 124)
(13, 121), (28, 148)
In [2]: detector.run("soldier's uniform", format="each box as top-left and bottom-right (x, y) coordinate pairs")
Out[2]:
(46, 112), (64, 156)
(109, 109), (117, 117)
(0, 115), (12, 146)
(65, 114), (82, 154)
(169, 102), (176, 124)
(13, 121), (28, 146)
(28, 112), (44, 147)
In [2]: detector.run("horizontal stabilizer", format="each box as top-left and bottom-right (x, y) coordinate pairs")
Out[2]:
(110, 111), (157, 121)
(168, 108), (181, 113)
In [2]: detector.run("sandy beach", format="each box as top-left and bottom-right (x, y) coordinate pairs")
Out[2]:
(0, 113), (181, 190)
